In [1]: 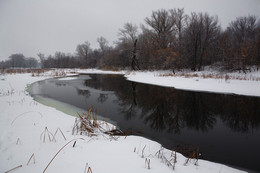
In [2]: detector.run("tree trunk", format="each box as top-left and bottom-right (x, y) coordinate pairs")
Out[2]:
(131, 39), (140, 70)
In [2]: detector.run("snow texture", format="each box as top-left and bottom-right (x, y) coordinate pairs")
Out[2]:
(0, 69), (251, 173)
(125, 70), (260, 97)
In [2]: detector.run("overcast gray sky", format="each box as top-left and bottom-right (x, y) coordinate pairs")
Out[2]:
(0, 0), (260, 60)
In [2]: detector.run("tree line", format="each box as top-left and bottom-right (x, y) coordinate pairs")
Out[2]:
(0, 54), (39, 68)
(1, 8), (260, 72)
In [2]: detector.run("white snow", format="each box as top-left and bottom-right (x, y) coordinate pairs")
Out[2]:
(58, 77), (78, 81)
(124, 70), (260, 97)
(0, 69), (251, 173)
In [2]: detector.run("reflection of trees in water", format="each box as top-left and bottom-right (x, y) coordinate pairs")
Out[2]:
(80, 74), (260, 134)
(116, 82), (138, 120)
(137, 85), (183, 133)
(181, 92), (216, 132)
(132, 85), (216, 133)
(97, 93), (108, 103)
(219, 96), (260, 132)
(77, 89), (90, 97)
(54, 82), (67, 87)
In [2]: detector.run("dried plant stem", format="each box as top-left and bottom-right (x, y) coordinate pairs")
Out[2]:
(40, 127), (55, 142)
(11, 111), (43, 125)
(5, 165), (22, 173)
(87, 167), (93, 173)
(195, 147), (199, 166)
(27, 153), (35, 165)
(83, 162), (93, 173)
(145, 158), (151, 169)
(141, 145), (146, 158)
(173, 151), (177, 169)
(16, 138), (21, 145)
(53, 128), (67, 141)
(84, 163), (88, 173)
(43, 138), (84, 173)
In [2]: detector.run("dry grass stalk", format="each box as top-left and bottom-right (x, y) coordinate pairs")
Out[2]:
(195, 148), (199, 166)
(225, 74), (229, 82)
(4, 165), (22, 173)
(53, 128), (67, 141)
(173, 151), (177, 170)
(54, 70), (66, 77)
(184, 147), (199, 166)
(84, 163), (88, 173)
(2, 68), (49, 77)
(73, 141), (77, 147)
(155, 147), (164, 159)
(74, 106), (103, 136)
(72, 118), (79, 135)
(155, 147), (177, 170)
(27, 153), (35, 165)
(83, 162), (93, 173)
(162, 155), (173, 168)
(87, 167), (93, 173)
(16, 138), (21, 145)
(73, 106), (119, 141)
(145, 158), (151, 169)
(40, 127), (55, 142)
(141, 145), (146, 158)
(11, 111), (43, 125)
(43, 138), (85, 173)
(184, 153), (192, 165)
(159, 71), (260, 81)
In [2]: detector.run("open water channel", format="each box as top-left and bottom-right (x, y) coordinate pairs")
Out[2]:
(29, 74), (260, 172)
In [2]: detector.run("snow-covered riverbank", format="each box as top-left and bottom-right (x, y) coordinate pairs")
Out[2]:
(75, 68), (260, 97)
(124, 70), (260, 97)
(0, 70), (250, 173)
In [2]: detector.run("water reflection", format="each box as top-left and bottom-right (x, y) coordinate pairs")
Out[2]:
(30, 74), (260, 172)
(82, 74), (260, 134)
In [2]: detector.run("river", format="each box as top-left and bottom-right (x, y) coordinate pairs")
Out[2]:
(29, 74), (260, 172)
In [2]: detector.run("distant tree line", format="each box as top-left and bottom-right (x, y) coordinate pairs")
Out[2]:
(0, 54), (39, 68)
(1, 8), (260, 72)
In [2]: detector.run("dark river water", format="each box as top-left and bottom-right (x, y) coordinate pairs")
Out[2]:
(29, 74), (260, 172)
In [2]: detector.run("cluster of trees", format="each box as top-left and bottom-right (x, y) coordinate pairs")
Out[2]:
(2, 8), (260, 72)
(0, 54), (39, 68)
(37, 52), (81, 68)
(107, 9), (260, 72)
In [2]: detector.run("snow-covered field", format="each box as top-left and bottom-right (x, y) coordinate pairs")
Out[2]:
(0, 69), (255, 173)
(125, 70), (260, 97)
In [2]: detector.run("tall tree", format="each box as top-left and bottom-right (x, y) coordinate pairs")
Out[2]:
(169, 8), (187, 40)
(118, 22), (140, 70)
(9, 54), (26, 67)
(145, 9), (175, 49)
(97, 36), (108, 52)
(227, 15), (259, 72)
(183, 12), (221, 71)
(76, 41), (92, 67)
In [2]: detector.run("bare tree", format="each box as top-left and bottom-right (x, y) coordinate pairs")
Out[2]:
(76, 41), (92, 67)
(183, 12), (221, 71)
(9, 54), (26, 67)
(76, 41), (91, 58)
(169, 8), (188, 40)
(97, 36), (109, 52)
(227, 15), (259, 72)
(169, 8), (188, 70)
(118, 22), (140, 70)
(145, 9), (175, 49)
(118, 23), (138, 44)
